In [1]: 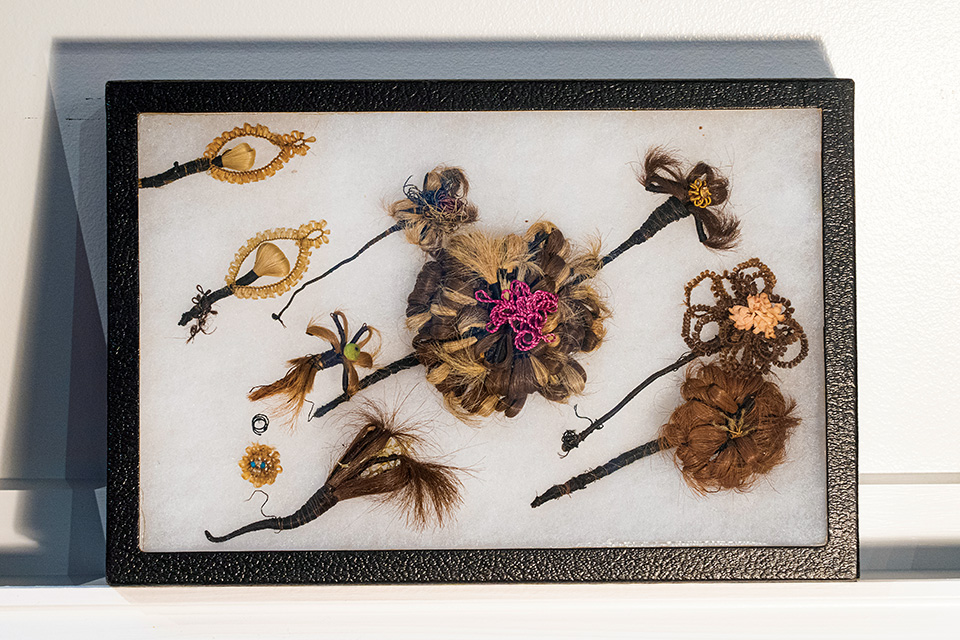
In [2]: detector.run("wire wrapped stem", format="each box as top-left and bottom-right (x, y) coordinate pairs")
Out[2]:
(532, 438), (665, 508)
(205, 484), (338, 542)
(561, 351), (697, 453)
(273, 222), (404, 325)
(310, 353), (422, 419)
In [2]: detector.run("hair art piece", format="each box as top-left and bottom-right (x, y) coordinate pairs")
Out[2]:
(178, 220), (330, 342)
(248, 311), (380, 424)
(139, 123), (314, 188)
(205, 403), (462, 543)
(310, 150), (735, 421)
(659, 363), (798, 493)
(407, 221), (608, 419)
(681, 257), (808, 376)
(536, 258), (809, 506)
(533, 363), (799, 506)
(272, 166), (478, 324)
(239, 443), (283, 488)
(251, 414), (269, 436)
(560, 257), (807, 452)
(632, 147), (738, 252)
(315, 223), (605, 422)
(561, 147), (738, 288)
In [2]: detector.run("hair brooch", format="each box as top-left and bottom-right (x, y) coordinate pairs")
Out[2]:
(179, 220), (330, 342)
(205, 403), (462, 542)
(139, 123), (314, 188)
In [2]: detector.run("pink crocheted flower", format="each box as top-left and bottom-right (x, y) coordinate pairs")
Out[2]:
(475, 281), (559, 351)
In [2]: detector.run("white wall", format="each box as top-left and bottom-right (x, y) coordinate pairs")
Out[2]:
(0, 0), (958, 633)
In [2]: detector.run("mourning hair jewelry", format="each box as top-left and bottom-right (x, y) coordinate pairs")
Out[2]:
(272, 166), (479, 325)
(299, 147), (738, 421)
(139, 123), (314, 188)
(205, 403), (462, 542)
(534, 258), (808, 507)
(178, 220), (329, 342)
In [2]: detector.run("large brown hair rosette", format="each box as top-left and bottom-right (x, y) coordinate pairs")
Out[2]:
(406, 221), (609, 419)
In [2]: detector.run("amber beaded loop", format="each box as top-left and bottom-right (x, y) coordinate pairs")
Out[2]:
(681, 257), (808, 375)
(203, 123), (315, 185)
(226, 220), (330, 299)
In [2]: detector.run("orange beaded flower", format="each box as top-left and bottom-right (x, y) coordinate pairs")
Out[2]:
(239, 443), (283, 488)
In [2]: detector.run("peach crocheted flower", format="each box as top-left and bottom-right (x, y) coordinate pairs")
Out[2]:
(729, 293), (785, 339)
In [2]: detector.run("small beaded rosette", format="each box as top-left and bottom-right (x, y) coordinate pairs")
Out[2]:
(239, 443), (283, 488)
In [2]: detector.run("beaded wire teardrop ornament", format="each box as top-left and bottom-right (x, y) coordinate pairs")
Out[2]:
(179, 220), (330, 341)
(138, 123), (315, 188)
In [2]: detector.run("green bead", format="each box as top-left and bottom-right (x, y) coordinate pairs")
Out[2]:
(343, 343), (360, 361)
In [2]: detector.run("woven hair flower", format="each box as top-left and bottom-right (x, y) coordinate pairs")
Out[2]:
(536, 258), (810, 506)
(681, 258), (808, 375)
(639, 148), (739, 250)
(406, 221), (609, 419)
(658, 362), (799, 493)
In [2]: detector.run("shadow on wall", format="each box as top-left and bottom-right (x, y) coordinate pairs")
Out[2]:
(1, 91), (106, 584)
(1, 39), (842, 585)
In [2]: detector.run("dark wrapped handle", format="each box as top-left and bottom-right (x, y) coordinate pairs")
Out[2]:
(139, 157), (212, 189)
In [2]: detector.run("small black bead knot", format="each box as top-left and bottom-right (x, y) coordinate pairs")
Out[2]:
(561, 429), (581, 452)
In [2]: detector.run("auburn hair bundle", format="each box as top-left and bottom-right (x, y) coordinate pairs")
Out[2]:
(659, 362), (799, 493)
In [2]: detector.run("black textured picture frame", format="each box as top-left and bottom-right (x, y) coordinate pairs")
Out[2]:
(106, 79), (856, 584)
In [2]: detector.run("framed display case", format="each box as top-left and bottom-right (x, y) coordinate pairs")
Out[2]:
(106, 79), (856, 583)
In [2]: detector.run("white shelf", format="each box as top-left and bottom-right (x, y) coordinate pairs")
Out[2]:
(3, 581), (959, 639)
